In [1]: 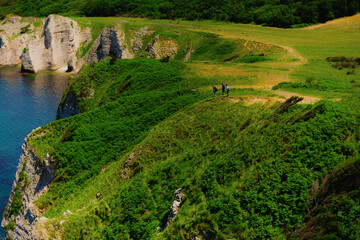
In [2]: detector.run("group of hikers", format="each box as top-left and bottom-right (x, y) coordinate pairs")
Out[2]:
(212, 83), (230, 97)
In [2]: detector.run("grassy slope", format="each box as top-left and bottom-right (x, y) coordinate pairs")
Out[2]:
(75, 14), (360, 100)
(6, 15), (360, 239)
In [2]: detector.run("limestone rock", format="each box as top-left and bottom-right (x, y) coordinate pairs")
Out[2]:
(8, 16), (22, 23)
(0, 15), (91, 73)
(56, 91), (80, 120)
(147, 35), (178, 59)
(131, 27), (153, 54)
(87, 24), (134, 63)
(1, 133), (56, 240)
(165, 188), (185, 228)
(0, 19), (36, 67)
(122, 150), (142, 179)
(20, 15), (91, 73)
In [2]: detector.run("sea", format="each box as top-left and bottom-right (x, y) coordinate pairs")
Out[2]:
(0, 67), (69, 238)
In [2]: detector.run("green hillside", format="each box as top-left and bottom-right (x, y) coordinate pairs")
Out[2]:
(0, 0), (359, 27)
(3, 14), (360, 239)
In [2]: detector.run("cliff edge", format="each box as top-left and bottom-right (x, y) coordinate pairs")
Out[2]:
(0, 15), (91, 73)
(1, 131), (56, 240)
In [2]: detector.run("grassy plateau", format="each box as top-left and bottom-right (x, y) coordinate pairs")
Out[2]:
(3, 13), (360, 240)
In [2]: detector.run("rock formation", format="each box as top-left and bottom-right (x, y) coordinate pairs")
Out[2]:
(1, 15), (181, 73)
(0, 17), (38, 67)
(165, 188), (185, 228)
(0, 15), (91, 73)
(146, 35), (178, 59)
(87, 24), (134, 63)
(21, 15), (91, 73)
(56, 91), (80, 120)
(1, 132), (56, 240)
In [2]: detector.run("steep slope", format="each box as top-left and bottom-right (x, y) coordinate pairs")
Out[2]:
(4, 58), (360, 239)
(292, 159), (360, 239)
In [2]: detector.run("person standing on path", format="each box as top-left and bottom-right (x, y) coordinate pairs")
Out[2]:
(226, 84), (230, 97)
(222, 83), (225, 97)
(212, 85), (217, 98)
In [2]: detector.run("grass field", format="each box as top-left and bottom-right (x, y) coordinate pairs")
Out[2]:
(72, 14), (360, 102)
(4, 14), (360, 240)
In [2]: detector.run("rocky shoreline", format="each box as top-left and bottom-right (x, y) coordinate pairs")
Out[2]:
(0, 14), (181, 239)
(1, 132), (56, 240)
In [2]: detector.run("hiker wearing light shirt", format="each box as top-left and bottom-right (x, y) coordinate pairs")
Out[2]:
(226, 84), (230, 97)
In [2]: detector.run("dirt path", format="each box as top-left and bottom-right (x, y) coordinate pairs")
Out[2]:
(272, 90), (321, 104)
(186, 24), (324, 104)
(279, 45), (307, 64)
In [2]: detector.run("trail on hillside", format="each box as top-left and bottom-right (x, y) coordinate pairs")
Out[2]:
(166, 22), (326, 104)
(205, 29), (324, 103)
(279, 45), (307, 64)
(272, 90), (321, 104)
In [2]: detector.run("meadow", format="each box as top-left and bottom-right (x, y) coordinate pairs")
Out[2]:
(3, 14), (360, 239)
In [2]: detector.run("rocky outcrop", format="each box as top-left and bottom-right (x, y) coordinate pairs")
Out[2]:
(21, 15), (91, 73)
(1, 133), (56, 240)
(1, 15), (182, 72)
(56, 91), (80, 120)
(165, 188), (185, 228)
(131, 27), (153, 54)
(0, 17), (37, 67)
(87, 25), (180, 63)
(146, 35), (178, 59)
(87, 24), (135, 63)
(0, 15), (90, 73)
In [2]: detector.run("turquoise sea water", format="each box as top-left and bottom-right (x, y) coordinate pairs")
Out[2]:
(0, 67), (69, 238)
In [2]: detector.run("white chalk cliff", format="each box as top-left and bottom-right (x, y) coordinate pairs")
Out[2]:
(0, 15), (180, 73)
(0, 15), (91, 73)
(21, 15), (91, 73)
(1, 133), (56, 240)
(0, 17), (39, 67)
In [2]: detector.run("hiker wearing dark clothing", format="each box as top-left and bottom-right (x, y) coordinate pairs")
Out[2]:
(226, 84), (230, 97)
(212, 85), (217, 97)
(222, 83), (225, 96)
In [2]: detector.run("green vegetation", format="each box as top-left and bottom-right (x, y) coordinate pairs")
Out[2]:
(28, 59), (360, 238)
(5, 158), (29, 219)
(4, 221), (15, 231)
(293, 159), (360, 239)
(0, 0), (359, 28)
(3, 13), (360, 239)
(20, 24), (30, 33)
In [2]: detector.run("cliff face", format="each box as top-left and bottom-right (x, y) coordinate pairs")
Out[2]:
(0, 17), (39, 67)
(21, 15), (91, 73)
(0, 15), (91, 73)
(0, 15), (180, 74)
(1, 134), (56, 240)
(87, 25), (134, 63)
(56, 91), (80, 120)
(87, 24), (178, 63)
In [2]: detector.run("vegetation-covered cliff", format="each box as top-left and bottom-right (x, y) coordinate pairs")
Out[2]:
(2, 14), (360, 239)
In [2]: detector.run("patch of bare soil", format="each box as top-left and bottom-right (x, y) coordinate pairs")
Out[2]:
(273, 90), (321, 104)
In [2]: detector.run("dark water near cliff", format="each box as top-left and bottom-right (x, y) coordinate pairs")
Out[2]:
(0, 67), (69, 238)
